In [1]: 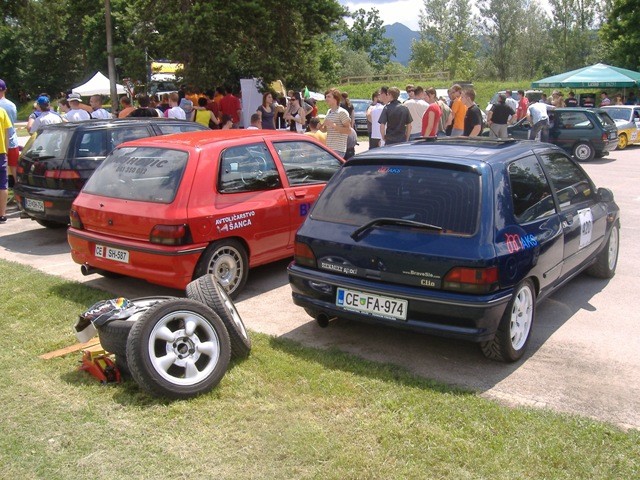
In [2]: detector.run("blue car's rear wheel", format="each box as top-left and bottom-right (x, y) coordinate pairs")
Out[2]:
(481, 279), (535, 362)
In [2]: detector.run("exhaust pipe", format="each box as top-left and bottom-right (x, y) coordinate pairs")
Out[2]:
(81, 264), (97, 276)
(315, 313), (337, 328)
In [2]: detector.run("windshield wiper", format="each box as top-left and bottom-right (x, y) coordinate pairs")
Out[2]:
(351, 217), (442, 241)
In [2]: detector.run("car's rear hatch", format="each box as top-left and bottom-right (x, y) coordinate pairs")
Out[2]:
(296, 159), (495, 290)
(72, 145), (192, 241)
(17, 128), (77, 190)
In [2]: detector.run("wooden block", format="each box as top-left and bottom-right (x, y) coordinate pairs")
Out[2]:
(39, 339), (102, 360)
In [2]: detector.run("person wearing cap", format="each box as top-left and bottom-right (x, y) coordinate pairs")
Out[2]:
(166, 92), (186, 120)
(66, 93), (91, 122)
(28, 96), (63, 134)
(0, 103), (12, 223)
(89, 95), (111, 119)
(0, 79), (19, 184)
(179, 98), (194, 121)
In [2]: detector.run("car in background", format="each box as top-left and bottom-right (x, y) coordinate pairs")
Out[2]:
(14, 118), (208, 228)
(288, 138), (620, 362)
(496, 107), (618, 161)
(350, 99), (371, 135)
(68, 130), (344, 297)
(601, 105), (640, 149)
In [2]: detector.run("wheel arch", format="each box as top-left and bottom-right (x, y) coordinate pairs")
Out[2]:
(192, 235), (251, 280)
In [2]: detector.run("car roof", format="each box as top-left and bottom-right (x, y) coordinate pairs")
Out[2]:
(552, 107), (608, 113)
(117, 129), (323, 149)
(601, 105), (634, 109)
(40, 118), (203, 131)
(351, 137), (557, 168)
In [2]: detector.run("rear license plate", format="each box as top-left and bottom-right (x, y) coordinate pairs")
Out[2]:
(25, 198), (44, 212)
(95, 245), (130, 263)
(336, 287), (408, 321)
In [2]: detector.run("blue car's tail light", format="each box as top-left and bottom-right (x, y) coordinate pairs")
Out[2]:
(294, 241), (317, 268)
(443, 266), (499, 294)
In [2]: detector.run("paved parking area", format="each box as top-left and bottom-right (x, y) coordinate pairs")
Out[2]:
(2, 138), (639, 430)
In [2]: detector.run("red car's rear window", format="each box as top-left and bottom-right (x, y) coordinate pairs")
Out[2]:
(83, 146), (189, 204)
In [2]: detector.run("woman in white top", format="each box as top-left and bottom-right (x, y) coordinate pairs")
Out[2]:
(284, 94), (306, 133)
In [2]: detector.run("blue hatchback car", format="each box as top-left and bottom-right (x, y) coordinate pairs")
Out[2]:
(288, 138), (620, 362)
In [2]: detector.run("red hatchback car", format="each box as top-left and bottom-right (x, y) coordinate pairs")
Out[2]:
(68, 130), (344, 297)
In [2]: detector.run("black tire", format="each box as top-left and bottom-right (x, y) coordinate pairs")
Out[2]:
(186, 275), (251, 359)
(96, 296), (176, 369)
(126, 298), (231, 399)
(115, 355), (130, 377)
(587, 222), (619, 279)
(194, 239), (249, 299)
(35, 219), (67, 229)
(481, 279), (536, 362)
(572, 141), (595, 161)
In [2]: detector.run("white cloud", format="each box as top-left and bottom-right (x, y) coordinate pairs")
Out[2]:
(340, 0), (421, 31)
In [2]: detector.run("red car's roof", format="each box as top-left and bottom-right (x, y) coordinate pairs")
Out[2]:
(119, 129), (316, 149)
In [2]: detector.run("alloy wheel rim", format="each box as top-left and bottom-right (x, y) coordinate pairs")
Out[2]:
(510, 286), (533, 351)
(209, 247), (243, 294)
(608, 227), (619, 270)
(216, 281), (248, 339)
(147, 309), (221, 385)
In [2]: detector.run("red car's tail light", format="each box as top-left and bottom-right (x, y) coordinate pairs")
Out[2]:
(443, 266), (499, 294)
(150, 224), (188, 246)
(294, 241), (316, 267)
(69, 209), (84, 229)
(45, 170), (81, 180)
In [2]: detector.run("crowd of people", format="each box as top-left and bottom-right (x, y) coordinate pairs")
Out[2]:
(5, 77), (640, 224)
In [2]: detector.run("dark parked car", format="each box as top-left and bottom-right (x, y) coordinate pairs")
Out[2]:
(350, 99), (370, 135)
(14, 118), (208, 228)
(288, 138), (620, 362)
(502, 107), (617, 161)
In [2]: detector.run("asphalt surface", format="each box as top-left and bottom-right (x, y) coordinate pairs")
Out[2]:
(3, 134), (639, 431)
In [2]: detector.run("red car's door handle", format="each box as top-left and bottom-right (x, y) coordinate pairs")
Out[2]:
(293, 189), (308, 198)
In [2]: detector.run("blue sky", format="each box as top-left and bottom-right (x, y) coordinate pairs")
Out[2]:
(338, 0), (421, 31)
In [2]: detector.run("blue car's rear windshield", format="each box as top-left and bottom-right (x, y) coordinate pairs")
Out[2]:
(311, 162), (481, 235)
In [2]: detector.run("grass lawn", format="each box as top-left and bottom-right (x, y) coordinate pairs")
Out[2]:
(0, 259), (638, 479)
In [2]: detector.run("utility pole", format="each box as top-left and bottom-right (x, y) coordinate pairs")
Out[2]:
(105, 0), (118, 116)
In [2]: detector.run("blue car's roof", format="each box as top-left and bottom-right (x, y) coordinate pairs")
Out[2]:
(352, 137), (556, 169)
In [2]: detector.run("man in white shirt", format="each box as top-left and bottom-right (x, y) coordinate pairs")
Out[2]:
(166, 92), (186, 120)
(246, 113), (261, 129)
(29, 96), (63, 133)
(66, 93), (91, 122)
(527, 100), (551, 142)
(367, 90), (385, 149)
(404, 86), (428, 140)
(504, 90), (518, 123)
(89, 95), (111, 119)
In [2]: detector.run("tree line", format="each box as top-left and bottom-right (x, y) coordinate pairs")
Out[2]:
(0, 0), (636, 100)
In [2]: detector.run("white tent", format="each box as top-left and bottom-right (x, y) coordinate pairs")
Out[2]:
(71, 71), (126, 96)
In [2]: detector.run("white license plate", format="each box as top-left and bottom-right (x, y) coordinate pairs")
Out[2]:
(95, 245), (129, 263)
(25, 198), (44, 212)
(336, 287), (408, 321)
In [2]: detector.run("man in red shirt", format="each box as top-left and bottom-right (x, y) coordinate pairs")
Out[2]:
(421, 87), (442, 137)
(219, 86), (242, 128)
(516, 90), (529, 121)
